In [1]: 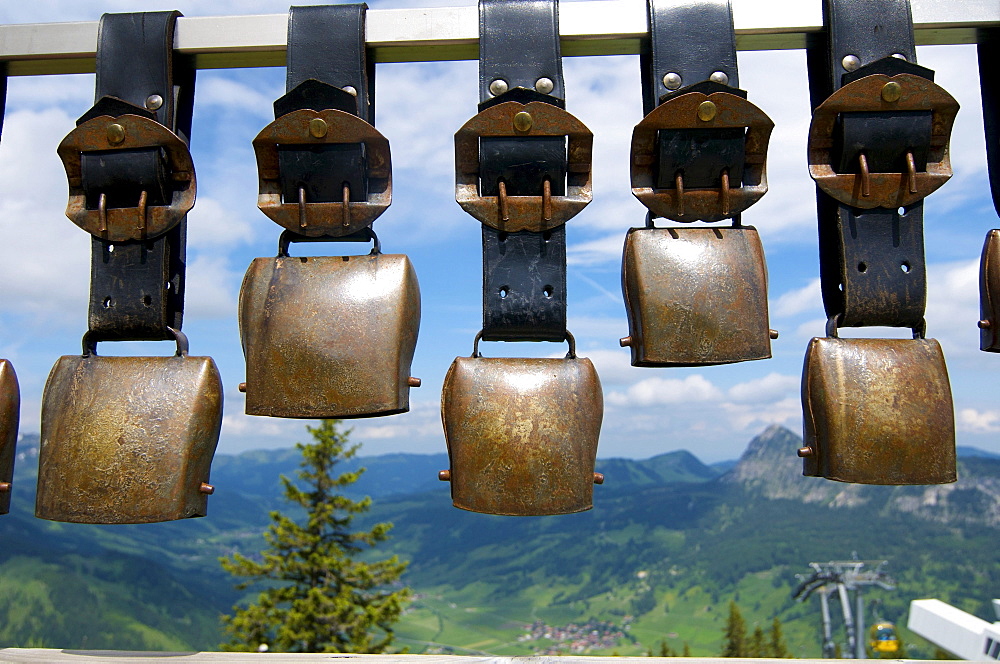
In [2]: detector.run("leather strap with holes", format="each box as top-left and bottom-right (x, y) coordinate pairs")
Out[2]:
(807, 0), (935, 331)
(82, 12), (193, 341)
(478, 0), (568, 342)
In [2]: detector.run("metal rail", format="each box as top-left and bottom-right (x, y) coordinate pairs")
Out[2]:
(0, 0), (998, 76)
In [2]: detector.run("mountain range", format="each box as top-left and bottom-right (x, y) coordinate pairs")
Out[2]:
(1, 425), (998, 657)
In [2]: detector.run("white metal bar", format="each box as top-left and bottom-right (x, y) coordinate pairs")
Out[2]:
(0, 0), (998, 76)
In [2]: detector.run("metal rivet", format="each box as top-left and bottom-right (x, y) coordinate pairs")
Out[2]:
(438, 470), (451, 482)
(106, 123), (126, 145)
(769, 329), (779, 340)
(199, 483), (215, 495)
(619, 336), (632, 347)
(881, 81), (902, 103)
(309, 118), (329, 139)
(238, 382), (247, 393)
(709, 71), (729, 85)
(535, 77), (554, 94)
(842, 55), (861, 71)
(513, 111), (533, 132)
(663, 72), (682, 90)
(342, 85), (357, 97)
(144, 94), (163, 111)
(979, 319), (992, 330)
(408, 377), (422, 387)
(489, 79), (508, 96)
(697, 101), (717, 122)
(797, 446), (815, 458)
(593, 472), (605, 485)
(891, 53), (908, 60)
(0, 482), (11, 493)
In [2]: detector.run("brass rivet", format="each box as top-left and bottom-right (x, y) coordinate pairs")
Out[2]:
(619, 336), (632, 347)
(979, 319), (992, 330)
(881, 81), (902, 103)
(408, 376), (422, 388)
(697, 101), (717, 122)
(438, 470), (451, 482)
(199, 483), (215, 495)
(145, 94), (163, 111)
(593, 472), (605, 485)
(769, 329), (779, 340)
(513, 111), (533, 132)
(107, 123), (126, 145)
(309, 118), (328, 138)
(0, 481), (11, 493)
(797, 446), (814, 458)
(238, 382), (247, 393)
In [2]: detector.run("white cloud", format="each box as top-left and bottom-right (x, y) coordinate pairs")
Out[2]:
(721, 397), (802, 433)
(727, 372), (800, 404)
(607, 374), (723, 406)
(957, 408), (1000, 434)
(771, 278), (822, 319)
(184, 254), (240, 320)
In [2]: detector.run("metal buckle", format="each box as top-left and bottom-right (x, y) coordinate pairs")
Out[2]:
(631, 91), (772, 223)
(0, 359), (19, 514)
(455, 101), (593, 232)
(57, 114), (195, 242)
(253, 108), (391, 237)
(808, 73), (958, 208)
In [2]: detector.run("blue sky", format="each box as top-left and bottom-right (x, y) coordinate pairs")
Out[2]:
(1, 1), (997, 462)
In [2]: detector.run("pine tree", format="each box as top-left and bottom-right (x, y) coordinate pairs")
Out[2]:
(748, 626), (765, 657)
(682, 641), (691, 656)
(721, 600), (747, 657)
(768, 616), (790, 657)
(219, 420), (410, 653)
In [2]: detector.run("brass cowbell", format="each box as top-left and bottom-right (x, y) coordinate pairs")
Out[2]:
(801, 329), (956, 485)
(981, 229), (1000, 352)
(0, 360), (19, 515)
(621, 223), (773, 366)
(440, 333), (604, 516)
(36, 331), (223, 524)
(239, 232), (420, 418)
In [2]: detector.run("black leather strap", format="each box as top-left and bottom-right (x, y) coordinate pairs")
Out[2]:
(808, 0), (928, 330)
(981, 29), (1000, 216)
(641, 0), (747, 201)
(642, 0), (737, 114)
(478, 0), (568, 342)
(276, 4), (372, 208)
(84, 12), (192, 341)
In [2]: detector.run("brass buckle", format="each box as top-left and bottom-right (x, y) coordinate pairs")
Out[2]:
(57, 114), (195, 242)
(455, 101), (593, 232)
(253, 109), (391, 238)
(631, 91), (773, 223)
(808, 73), (958, 208)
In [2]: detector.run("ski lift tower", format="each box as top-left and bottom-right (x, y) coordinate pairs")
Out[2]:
(793, 559), (896, 659)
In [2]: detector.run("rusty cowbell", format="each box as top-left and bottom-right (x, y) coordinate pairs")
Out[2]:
(239, 233), (421, 418)
(0, 360), (19, 515)
(440, 333), (604, 516)
(621, 224), (774, 366)
(36, 332), (223, 524)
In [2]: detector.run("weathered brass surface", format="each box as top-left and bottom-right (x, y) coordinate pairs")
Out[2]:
(239, 253), (420, 418)
(0, 360), (20, 515)
(631, 91), (773, 223)
(621, 226), (771, 366)
(57, 113), (195, 242)
(801, 337), (956, 485)
(440, 353), (603, 516)
(808, 73), (958, 209)
(36, 353), (223, 523)
(981, 229), (1000, 352)
(455, 100), (593, 232)
(254, 108), (391, 237)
